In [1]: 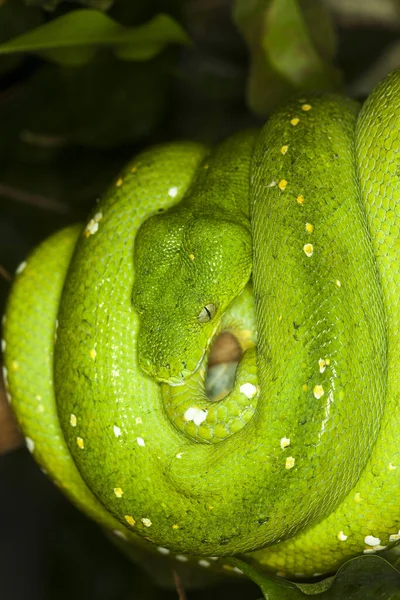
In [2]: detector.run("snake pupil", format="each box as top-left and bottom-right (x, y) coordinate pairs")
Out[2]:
(198, 303), (216, 323)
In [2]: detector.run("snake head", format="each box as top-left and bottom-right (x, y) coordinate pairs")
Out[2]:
(132, 207), (252, 384)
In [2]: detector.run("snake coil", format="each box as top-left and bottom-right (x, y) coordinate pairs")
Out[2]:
(3, 70), (400, 580)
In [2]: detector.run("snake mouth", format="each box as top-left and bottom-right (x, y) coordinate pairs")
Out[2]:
(138, 346), (207, 386)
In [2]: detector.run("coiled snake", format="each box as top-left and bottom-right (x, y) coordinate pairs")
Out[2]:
(3, 70), (400, 580)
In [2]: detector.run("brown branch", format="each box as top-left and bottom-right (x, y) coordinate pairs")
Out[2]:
(0, 264), (12, 282)
(0, 183), (70, 214)
(172, 570), (187, 600)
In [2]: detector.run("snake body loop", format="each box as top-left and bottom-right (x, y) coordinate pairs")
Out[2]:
(3, 70), (400, 579)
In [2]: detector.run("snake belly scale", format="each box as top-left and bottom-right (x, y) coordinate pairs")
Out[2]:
(2, 70), (400, 579)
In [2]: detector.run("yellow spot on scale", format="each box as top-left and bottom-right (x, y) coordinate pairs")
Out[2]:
(116, 177), (123, 187)
(303, 243), (313, 257)
(296, 195), (305, 205)
(313, 385), (324, 399)
(278, 179), (288, 191)
(335, 279), (341, 288)
(11, 361), (19, 371)
(280, 145), (289, 155)
(278, 315), (282, 322)
(302, 384), (308, 392)
(290, 118), (300, 126)
(135, 416), (142, 424)
(285, 456), (295, 470)
(325, 358), (331, 366)
(77, 437), (84, 449)
(172, 524), (179, 529)
(305, 223), (314, 233)
(89, 348), (96, 360)
(318, 358), (327, 373)
(125, 515), (135, 526)
(208, 505), (214, 510)
(141, 517), (152, 527)
(189, 253), (195, 260)
(301, 104), (312, 111)
(131, 166), (137, 173)
(354, 492), (363, 503)
(388, 462), (397, 471)
(114, 487), (124, 498)
(204, 164), (209, 169)
(338, 531), (348, 541)
(70, 414), (77, 427)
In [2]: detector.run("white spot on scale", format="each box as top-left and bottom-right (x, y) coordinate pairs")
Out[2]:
(176, 453), (183, 459)
(240, 382), (257, 399)
(113, 529), (127, 541)
(184, 406), (208, 426)
(137, 437), (145, 447)
(337, 531), (348, 541)
(389, 531), (400, 542)
(168, 186), (178, 198)
(198, 559), (210, 568)
(141, 517), (152, 527)
(364, 535), (381, 546)
(84, 211), (103, 237)
(25, 437), (35, 453)
(16, 261), (27, 275)
(280, 437), (290, 449)
(176, 555), (188, 562)
(1, 339), (6, 352)
(233, 567), (243, 574)
(2, 365), (8, 385)
(113, 426), (121, 438)
(157, 547), (170, 555)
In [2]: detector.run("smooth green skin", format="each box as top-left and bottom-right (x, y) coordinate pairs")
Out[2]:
(3, 70), (400, 580)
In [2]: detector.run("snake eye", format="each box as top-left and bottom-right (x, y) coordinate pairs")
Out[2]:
(197, 303), (216, 323)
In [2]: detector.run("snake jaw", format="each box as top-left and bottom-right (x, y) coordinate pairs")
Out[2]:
(139, 345), (208, 386)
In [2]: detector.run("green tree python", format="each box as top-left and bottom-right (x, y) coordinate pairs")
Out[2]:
(2, 69), (400, 582)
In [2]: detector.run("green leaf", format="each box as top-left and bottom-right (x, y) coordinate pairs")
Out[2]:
(0, 9), (190, 65)
(264, 0), (339, 88)
(233, 0), (342, 116)
(229, 554), (400, 599)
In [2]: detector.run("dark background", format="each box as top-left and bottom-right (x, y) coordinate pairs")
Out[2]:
(1, 1), (400, 598)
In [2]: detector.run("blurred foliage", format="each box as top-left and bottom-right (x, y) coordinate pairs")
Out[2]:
(26, 0), (114, 11)
(0, 10), (189, 64)
(234, 0), (341, 115)
(231, 554), (400, 599)
(1, 0), (400, 598)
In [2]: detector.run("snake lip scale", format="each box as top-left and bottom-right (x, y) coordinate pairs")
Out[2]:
(2, 69), (400, 581)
